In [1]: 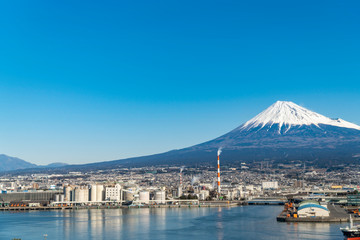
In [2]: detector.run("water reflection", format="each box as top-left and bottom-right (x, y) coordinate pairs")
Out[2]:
(286, 222), (333, 240)
(216, 208), (224, 240)
(0, 206), (346, 240)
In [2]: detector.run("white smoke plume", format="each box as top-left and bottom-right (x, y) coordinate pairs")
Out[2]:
(217, 147), (222, 156)
(212, 179), (217, 188)
(191, 176), (200, 185)
(180, 166), (185, 173)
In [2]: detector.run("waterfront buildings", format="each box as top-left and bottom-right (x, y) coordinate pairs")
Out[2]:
(0, 163), (360, 207)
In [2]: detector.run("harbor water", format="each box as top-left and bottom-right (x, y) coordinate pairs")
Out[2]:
(0, 205), (347, 239)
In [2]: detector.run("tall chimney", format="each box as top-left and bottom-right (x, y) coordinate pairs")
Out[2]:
(217, 154), (221, 195)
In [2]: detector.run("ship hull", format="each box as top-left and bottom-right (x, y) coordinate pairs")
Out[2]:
(342, 231), (360, 240)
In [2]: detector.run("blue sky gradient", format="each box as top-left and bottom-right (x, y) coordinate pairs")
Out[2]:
(0, 1), (360, 164)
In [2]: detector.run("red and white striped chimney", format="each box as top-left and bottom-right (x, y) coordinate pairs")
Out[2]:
(217, 150), (221, 195)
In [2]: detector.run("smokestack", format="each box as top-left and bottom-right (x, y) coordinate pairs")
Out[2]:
(217, 148), (222, 196)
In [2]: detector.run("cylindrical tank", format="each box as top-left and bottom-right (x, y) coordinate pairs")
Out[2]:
(90, 184), (97, 202)
(64, 186), (72, 201)
(74, 186), (89, 202)
(154, 191), (166, 204)
(124, 187), (136, 201)
(55, 194), (60, 202)
(139, 191), (150, 204)
(82, 187), (89, 202)
(96, 185), (104, 202)
(60, 194), (65, 202)
(124, 191), (134, 201)
(74, 188), (81, 202)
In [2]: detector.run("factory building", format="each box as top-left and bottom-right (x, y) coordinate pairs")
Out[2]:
(198, 190), (209, 200)
(105, 184), (122, 201)
(297, 200), (330, 218)
(262, 181), (279, 190)
(0, 190), (62, 204)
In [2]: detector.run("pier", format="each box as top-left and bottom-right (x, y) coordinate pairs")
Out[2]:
(277, 204), (354, 223)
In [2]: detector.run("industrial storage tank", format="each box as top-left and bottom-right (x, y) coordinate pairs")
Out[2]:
(96, 185), (104, 202)
(74, 186), (89, 202)
(55, 194), (60, 202)
(124, 191), (134, 201)
(139, 191), (150, 204)
(90, 184), (97, 202)
(123, 187), (137, 201)
(74, 188), (81, 202)
(154, 191), (166, 204)
(60, 194), (64, 202)
(64, 186), (73, 201)
(82, 188), (89, 202)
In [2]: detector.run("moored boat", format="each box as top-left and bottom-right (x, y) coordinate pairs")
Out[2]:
(341, 215), (360, 240)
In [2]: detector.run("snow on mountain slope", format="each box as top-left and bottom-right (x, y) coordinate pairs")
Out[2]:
(241, 101), (360, 132)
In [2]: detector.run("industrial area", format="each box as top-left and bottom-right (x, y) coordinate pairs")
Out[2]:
(1, 149), (360, 222)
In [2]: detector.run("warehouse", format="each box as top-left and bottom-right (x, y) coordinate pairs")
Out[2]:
(297, 200), (329, 218)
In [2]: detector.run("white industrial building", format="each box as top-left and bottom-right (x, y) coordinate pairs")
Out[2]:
(262, 181), (279, 190)
(105, 184), (122, 201)
(198, 190), (209, 200)
(297, 201), (330, 218)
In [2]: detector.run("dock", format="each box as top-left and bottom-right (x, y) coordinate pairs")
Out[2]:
(277, 204), (354, 223)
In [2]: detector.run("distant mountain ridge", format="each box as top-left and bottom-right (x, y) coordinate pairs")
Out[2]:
(0, 154), (37, 171)
(43, 162), (69, 168)
(0, 154), (68, 172)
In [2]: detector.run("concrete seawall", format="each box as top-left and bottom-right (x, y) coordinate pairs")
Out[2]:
(0, 202), (239, 211)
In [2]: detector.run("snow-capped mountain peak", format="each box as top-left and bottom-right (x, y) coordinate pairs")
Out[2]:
(241, 101), (360, 132)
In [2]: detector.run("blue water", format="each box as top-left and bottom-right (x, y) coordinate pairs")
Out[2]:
(0, 206), (346, 240)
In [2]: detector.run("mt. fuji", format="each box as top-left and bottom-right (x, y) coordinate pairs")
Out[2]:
(11, 101), (360, 173)
(79, 100), (360, 169)
(240, 101), (360, 133)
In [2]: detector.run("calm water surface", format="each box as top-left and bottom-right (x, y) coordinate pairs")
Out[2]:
(0, 205), (346, 240)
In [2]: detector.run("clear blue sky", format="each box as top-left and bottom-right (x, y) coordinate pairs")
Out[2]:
(0, 1), (359, 165)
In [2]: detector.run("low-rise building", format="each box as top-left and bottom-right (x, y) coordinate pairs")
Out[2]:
(105, 184), (122, 201)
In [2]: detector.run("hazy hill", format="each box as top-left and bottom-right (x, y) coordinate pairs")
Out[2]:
(0, 154), (37, 171)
